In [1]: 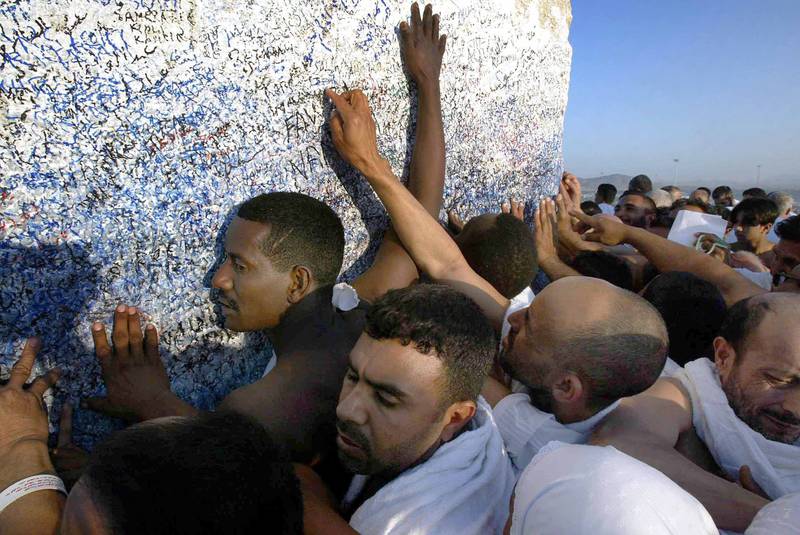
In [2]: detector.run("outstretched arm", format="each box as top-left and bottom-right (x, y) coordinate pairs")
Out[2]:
(352, 2), (447, 303)
(326, 88), (508, 330)
(571, 211), (766, 306)
(591, 378), (768, 531)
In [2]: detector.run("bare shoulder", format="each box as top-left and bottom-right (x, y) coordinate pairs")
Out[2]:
(617, 377), (694, 431)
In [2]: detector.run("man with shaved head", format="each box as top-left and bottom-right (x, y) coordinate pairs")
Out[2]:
(485, 276), (668, 472)
(593, 292), (800, 532)
(325, 85), (669, 476)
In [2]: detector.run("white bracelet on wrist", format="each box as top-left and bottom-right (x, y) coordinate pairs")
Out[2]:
(0, 475), (66, 515)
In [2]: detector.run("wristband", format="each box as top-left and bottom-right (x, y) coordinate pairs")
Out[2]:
(0, 475), (66, 515)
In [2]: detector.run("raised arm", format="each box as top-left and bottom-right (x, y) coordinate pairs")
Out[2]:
(571, 211), (766, 306)
(591, 378), (768, 531)
(535, 196), (580, 280)
(326, 87), (508, 329)
(352, 2), (447, 303)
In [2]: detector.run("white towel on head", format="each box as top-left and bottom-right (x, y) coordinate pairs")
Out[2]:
(348, 397), (515, 535)
(676, 358), (800, 499)
(510, 441), (718, 534)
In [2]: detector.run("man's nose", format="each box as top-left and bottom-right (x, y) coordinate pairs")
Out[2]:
(336, 385), (368, 427)
(211, 258), (233, 290)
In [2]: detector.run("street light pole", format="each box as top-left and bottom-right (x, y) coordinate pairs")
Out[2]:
(673, 158), (679, 182)
(756, 164), (762, 186)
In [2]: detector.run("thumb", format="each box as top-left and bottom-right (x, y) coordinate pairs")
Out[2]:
(739, 465), (769, 499)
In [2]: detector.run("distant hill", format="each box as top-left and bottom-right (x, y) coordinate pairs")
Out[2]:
(579, 174), (632, 197)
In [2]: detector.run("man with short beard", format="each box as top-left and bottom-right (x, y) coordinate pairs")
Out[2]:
(615, 190), (657, 228)
(299, 284), (515, 535)
(593, 292), (800, 532)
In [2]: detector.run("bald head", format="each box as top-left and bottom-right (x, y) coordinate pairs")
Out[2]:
(504, 277), (668, 413)
(720, 293), (800, 356)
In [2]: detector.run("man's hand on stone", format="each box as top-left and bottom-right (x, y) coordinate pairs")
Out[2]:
(83, 305), (172, 422)
(326, 88), (389, 177)
(0, 338), (59, 454)
(501, 198), (525, 221)
(534, 197), (558, 263)
(399, 2), (447, 87)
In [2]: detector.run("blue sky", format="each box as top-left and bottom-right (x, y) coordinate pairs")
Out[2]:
(562, 0), (800, 187)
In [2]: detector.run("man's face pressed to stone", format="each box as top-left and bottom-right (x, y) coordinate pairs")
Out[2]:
(211, 217), (292, 331)
(335, 333), (452, 477)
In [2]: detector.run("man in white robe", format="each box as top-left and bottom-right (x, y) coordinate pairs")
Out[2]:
(483, 276), (670, 474)
(592, 292), (800, 533)
(296, 284), (515, 535)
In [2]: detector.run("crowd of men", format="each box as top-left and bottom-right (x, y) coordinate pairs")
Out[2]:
(1, 3), (798, 534)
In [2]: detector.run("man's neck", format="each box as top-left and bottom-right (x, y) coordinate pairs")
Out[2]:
(754, 239), (774, 255)
(267, 284), (331, 352)
(555, 403), (599, 424)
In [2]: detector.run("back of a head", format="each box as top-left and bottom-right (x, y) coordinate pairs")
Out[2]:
(743, 187), (767, 199)
(672, 197), (709, 214)
(83, 412), (304, 535)
(712, 185), (733, 202)
(661, 185), (681, 201)
(458, 213), (537, 299)
(364, 283), (496, 405)
(776, 215), (800, 244)
(545, 278), (668, 411)
(719, 292), (800, 354)
(768, 191), (795, 217)
(580, 201), (602, 217)
(642, 272), (727, 365)
(729, 197), (779, 227)
(596, 183), (617, 204)
(237, 192), (344, 285)
(628, 174), (653, 193)
(647, 189), (673, 209)
(569, 251), (634, 291)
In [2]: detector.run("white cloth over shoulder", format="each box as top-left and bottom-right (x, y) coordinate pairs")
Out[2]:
(501, 287), (535, 344)
(510, 442), (718, 535)
(348, 397), (515, 535)
(493, 392), (619, 474)
(660, 356), (681, 377)
(734, 268), (773, 291)
(676, 358), (800, 499)
(745, 492), (800, 535)
(598, 202), (615, 215)
(262, 282), (360, 377)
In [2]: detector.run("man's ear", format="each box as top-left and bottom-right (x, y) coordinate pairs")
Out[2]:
(440, 400), (476, 442)
(761, 223), (773, 236)
(552, 372), (584, 406)
(713, 336), (737, 380)
(287, 265), (314, 304)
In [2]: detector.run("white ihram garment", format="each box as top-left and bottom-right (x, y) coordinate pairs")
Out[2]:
(676, 358), (800, 499)
(510, 442), (717, 534)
